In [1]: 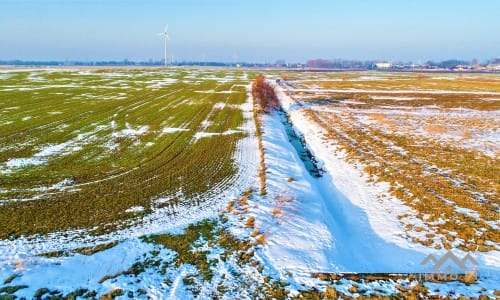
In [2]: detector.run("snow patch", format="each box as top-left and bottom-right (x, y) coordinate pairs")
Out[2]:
(4, 157), (46, 169)
(162, 127), (189, 134)
(125, 206), (146, 214)
(112, 124), (149, 138)
(193, 129), (243, 140)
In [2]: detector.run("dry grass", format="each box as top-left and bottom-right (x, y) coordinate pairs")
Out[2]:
(286, 72), (499, 251)
(237, 196), (249, 207)
(226, 201), (235, 213)
(423, 124), (448, 134)
(255, 232), (267, 245)
(367, 113), (395, 127)
(324, 286), (337, 299)
(294, 72), (500, 111)
(272, 207), (281, 217)
(270, 193), (294, 224)
(296, 73), (500, 94)
(245, 217), (255, 229)
(100, 288), (124, 300)
(312, 272), (477, 284)
(253, 94), (267, 196)
(461, 128), (472, 139)
(315, 107), (498, 250)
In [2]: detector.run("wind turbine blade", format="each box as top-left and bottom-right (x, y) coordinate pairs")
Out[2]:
(165, 24), (168, 32)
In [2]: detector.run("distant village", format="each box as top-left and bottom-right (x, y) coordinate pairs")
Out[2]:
(304, 58), (500, 72)
(373, 60), (500, 72)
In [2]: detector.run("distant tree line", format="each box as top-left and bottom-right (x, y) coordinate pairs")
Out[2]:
(0, 60), (279, 67)
(425, 59), (470, 68)
(306, 59), (376, 69)
(1, 57), (499, 69)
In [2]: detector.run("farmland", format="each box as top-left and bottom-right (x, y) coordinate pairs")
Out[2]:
(275, 71), (499, 252)
(0, 69), (499, 299)
(0, 68), (254, 239)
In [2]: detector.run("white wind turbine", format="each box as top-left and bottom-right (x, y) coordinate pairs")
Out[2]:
(157, 24), (169, 66)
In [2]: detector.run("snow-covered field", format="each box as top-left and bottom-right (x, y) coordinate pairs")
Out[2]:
(0, 69), (499, 299)
(262, 81), (499, 296)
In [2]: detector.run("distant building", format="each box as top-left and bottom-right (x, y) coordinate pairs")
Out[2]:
(471, 64), (486, 71)
(486, 64), (500, 71)
(375, 62), (392, 69)
(454, 65), (468, 72)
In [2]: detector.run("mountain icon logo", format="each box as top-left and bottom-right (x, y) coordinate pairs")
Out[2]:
(420, 250), (479, 273)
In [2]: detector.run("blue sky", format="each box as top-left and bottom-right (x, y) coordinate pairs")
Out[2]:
(1, 0), (499, 62)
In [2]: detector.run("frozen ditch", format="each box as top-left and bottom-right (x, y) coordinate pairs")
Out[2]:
(278, 109), (325, 178)
(259, 108), (429, 278)
(261, 80), (500, 279)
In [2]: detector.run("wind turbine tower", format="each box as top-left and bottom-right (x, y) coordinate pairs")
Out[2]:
(158, 24), (169, 66)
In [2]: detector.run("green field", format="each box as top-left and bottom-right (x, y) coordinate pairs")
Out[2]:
(0, 68), (252, 238)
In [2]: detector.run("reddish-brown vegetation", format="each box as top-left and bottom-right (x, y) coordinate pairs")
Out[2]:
(252, 74), (280, 112)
